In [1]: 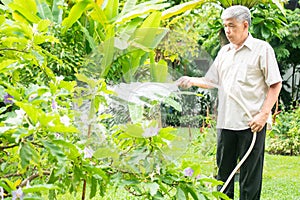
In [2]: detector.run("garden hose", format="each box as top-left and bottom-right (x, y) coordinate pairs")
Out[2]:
(174, 79), (258, 194)
(219, 93), (258, 193)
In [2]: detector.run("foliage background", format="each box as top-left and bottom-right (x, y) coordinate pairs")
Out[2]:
(0, 0), (299, 199)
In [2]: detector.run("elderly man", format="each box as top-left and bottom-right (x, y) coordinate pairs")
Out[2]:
(177, 5), (282, 200)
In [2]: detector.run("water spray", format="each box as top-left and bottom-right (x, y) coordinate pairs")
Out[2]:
(78, 26), (259, 197)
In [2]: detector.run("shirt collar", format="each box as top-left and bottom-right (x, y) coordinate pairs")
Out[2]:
(226, 33), (254, 51)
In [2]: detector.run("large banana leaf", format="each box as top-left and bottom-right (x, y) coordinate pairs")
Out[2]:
(114, 3), (170, 24)
(218, 0), (285, 14)
(61, 0), (90, 33)
(103, 0), (119, 21)
(161, 0), (205, 20)
(36, 0), (53, 21)
(52, 0), (64, 23)
(89, 2), (108, 28)
(8, 0), (41, 23)
(120, 0), (137, 15)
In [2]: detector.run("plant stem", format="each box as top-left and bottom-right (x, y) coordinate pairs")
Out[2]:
(82, 180), (87, 200)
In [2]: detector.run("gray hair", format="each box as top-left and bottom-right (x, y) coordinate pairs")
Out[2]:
(221, 5), (251, 26)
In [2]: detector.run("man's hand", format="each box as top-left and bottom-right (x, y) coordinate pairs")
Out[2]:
(248, 112), (269, 133)
(176, 76), (195, 89)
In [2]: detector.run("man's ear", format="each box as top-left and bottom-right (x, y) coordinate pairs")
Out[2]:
(244, 21), (249, 29)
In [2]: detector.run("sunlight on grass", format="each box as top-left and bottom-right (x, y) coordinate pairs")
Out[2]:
(234, 154), (300, 200)
(261, 154), (300, 200)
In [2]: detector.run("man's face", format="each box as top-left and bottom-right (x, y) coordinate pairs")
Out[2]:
(223, 18), (248, 46)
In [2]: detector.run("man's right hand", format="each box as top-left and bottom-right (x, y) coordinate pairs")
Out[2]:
(176, 76), (194, 89)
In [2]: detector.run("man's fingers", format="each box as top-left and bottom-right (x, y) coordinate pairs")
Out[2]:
(176, 76), (192, 88)
(249, 122), (263, 133)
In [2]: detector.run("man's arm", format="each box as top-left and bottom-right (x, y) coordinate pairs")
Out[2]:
(249, 81), (282, 132)
(176, 76), (216, 89)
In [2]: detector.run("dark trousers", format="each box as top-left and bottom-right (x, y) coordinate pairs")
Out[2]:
(216, 127), (266, 200)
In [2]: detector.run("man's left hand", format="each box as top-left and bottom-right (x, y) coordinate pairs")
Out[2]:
(248, 112), (269, 133)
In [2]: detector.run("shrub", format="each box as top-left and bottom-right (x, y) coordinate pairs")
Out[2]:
(267, 106), (300, 156)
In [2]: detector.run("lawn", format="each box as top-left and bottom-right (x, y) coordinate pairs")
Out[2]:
(232, 154), (300, 200)
(260, 154), (300, 200)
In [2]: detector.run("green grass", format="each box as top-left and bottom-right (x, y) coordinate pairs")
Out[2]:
(232, 154), (300, 200)
(261, 154), (300, 200)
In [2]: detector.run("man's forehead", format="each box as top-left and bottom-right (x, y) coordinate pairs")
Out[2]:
(223, 18), (241, 25)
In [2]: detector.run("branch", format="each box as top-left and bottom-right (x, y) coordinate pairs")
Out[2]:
(19, 171), (51, 187)
(3, 172), (22, 178)
(0, 144), (19, 151)
(0, 48), (28, 53)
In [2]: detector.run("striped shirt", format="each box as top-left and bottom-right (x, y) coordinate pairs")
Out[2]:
(205, 34), (282, 130)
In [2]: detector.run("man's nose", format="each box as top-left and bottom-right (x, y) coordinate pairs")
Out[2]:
(224, 27), (230, 34)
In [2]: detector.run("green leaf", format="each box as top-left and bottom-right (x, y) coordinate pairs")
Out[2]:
(121, 0), (137, 14)
(115, 3), (170, 24)
(36, 0), (53, 21)
(0, 15), (5, 25)
(42, 140), (67, 163)
(103, 0), (118, 21)
(77, 21), (96, 50)
(151, 59), (168, 82)
(15, 102), (40, 124)
(212, 191), (231, 200)
(19, 143), (39, 168)
(0, 59), (17, 73)
(9, 0), (40, 23)
(100, 36), (115, 77)
(0, 180), (12, 193)
(23, 184), (59, 193)
(37, 19), (51, 32)
(53, 139), (81, 160)
(252, 17), (264, 25)
(58, 80), (76, 92)
(164, 96), (182, 112)
(176, 186), (186, 199)
(261, 25), (271, 40)
(200, 177), (224, 187)
(89, 2), (108, 27)
(62, 0), (90, 32)
(185, 185), (199, 200)
(93, 147), (119, 159)
(141, 11), (161, 28)
(85, 165), (108, 181)
(89, 177), (97, 199)
(52, 0), (64, 23)
(272, 0), (286, 16)
(145, 182), (160, 196)
(47, 123), (79, 133)
(161, 0), (204, 20)
(123, 123), (144, 138)
(131, 12), (167, 50)
(128, 104), (144, 123)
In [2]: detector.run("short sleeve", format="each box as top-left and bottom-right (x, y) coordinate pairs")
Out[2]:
(204, 48), (224, 86)
(260, 44), (282, 86)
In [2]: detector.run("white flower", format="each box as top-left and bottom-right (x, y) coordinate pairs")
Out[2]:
(83, 147), (94, 159)
(0, 187), (4, 200)
(12, 187), (24, 200)
(143, 127), (160, 138)
(48, 121), (55, 127)
(32, 24), (38, 34)
(15, 109), (26, 117)
(60, 115), (71, 126)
